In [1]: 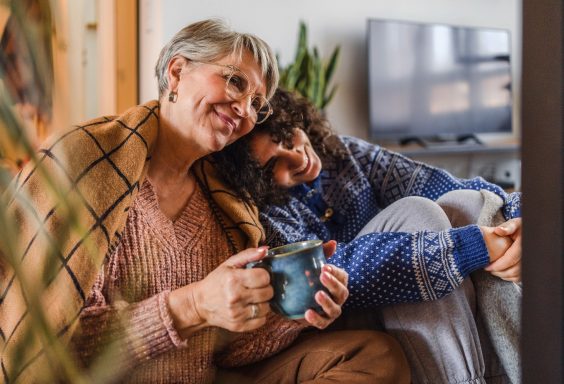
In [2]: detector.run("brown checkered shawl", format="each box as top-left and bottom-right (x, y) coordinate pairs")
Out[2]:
(0, 100), (264, 383)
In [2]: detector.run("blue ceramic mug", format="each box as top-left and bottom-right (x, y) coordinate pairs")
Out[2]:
(247, 240), (328, 319)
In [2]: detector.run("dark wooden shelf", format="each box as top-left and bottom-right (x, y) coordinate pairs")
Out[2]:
(376, 140), (521, 157)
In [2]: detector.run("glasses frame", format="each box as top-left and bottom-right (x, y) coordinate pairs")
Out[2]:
(200, 62), (273, 125)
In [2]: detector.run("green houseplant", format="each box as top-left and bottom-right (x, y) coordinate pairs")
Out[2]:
(278, 21), (340, 110)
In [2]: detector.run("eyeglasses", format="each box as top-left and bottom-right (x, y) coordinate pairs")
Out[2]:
(203, 62), (273, 124)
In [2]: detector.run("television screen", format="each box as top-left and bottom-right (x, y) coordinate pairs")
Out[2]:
(367, 19), (512, 142)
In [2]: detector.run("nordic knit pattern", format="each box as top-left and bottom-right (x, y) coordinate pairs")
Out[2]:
(71, 179), (305, 383)
(261, 136), (521, 308)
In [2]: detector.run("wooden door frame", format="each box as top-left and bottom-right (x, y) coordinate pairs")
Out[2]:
(115, 0), (138, 112)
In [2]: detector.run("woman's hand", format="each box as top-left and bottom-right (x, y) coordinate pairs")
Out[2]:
(480, 226), (513, 263)
(169, 246), (274, 337)
(485, 218), (522, 282)
(301, 240), (349, 329)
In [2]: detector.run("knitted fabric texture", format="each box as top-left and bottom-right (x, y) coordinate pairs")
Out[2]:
(70, 180), (304, 383)
(261, 135), (522, 309)
(0, 101), (264, 383)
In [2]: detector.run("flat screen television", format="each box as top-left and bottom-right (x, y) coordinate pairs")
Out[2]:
(367, 19), (512, 144)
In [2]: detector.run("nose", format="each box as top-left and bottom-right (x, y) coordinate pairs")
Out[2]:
(231, 95), (253, 120)
(280, 146), (305, 170)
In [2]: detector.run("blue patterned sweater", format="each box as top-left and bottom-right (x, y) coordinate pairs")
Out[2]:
(260, 136), (521, 309)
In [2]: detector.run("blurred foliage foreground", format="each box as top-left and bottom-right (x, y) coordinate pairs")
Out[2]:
(0, 1), (120, 382)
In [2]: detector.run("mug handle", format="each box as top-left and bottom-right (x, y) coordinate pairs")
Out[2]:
(247, 262), (287, 317)
(246, 261), (273, 285)
(246, 260), (271, 273)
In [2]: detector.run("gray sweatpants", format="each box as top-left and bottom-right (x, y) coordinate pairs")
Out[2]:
(336, 190), (514, 384)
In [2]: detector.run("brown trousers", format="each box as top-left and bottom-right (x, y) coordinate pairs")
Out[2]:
(216, 330), (410, 383)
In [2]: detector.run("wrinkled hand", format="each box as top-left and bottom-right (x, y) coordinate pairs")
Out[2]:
(169, 247), (274, 335)
(300, 240), (349, 329)
(485, 218), (522, 282)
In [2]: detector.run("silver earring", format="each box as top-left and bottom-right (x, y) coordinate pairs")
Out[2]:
(168, 91), (178, 103)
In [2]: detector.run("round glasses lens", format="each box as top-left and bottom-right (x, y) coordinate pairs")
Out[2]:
(255, 104), (272, 124)
(225, 69), (249, 98)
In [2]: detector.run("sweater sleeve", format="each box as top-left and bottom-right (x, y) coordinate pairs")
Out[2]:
(214, 313), (307, 368)
(70, 270), (187, 369)
(330, 225), (489, 308)
(261, 207), (489, 308)
(345, 137), (522, 220)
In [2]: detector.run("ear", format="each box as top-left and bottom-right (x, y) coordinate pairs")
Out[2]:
(166, 56), (187, 92)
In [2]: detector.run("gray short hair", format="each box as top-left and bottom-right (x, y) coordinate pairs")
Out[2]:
(155, 19), (279, 99)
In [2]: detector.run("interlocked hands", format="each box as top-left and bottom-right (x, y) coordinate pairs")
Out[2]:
(481, 218), (522, 282)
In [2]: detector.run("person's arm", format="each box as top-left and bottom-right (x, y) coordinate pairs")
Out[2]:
(71, 272), (187, 370)
(330, 226), (491, 308)
(346, 137), (522, 220)
(72, 247), (274, 369)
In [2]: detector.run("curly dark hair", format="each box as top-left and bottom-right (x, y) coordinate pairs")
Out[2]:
(213, 88), (347, 208)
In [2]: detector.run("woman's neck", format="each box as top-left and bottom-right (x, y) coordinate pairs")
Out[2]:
(147, 120), (200, 220)
(148, 120), (200, 183)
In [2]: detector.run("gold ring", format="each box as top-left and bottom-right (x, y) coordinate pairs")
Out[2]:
(250, 304), (259, 319)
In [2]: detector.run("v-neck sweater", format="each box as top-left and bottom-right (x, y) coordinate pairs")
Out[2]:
(71, 180), (305, 383)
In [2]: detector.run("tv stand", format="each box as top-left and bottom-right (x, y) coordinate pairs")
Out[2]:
(399, 134), (484, 148)
(376, 136), (521, 190)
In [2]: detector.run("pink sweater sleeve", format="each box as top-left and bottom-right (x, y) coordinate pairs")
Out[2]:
(71, 275), (187, 369)
(215, 312), (308, 368)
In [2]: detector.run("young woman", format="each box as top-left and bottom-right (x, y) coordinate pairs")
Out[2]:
(215, 88), (522, 383)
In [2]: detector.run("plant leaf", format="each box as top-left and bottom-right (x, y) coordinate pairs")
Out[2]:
(323, 85), (339, 109)
(277, 21), (340, 110)
(325, 45), (341, 85)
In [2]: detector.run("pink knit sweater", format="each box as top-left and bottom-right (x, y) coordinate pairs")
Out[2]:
(71, 180), (306, 383)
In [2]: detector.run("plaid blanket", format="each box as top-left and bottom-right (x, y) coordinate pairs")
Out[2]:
(0, 100), (264, 382)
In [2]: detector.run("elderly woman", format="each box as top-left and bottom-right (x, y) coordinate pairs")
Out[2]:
(1, 20), (409, 383)
(214, 88), (523, 383)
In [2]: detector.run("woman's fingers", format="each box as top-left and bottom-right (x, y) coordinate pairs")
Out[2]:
(485, 242), (521, 272)
(320, 265), (349, 305)
(224, 246), (269, 269)
(223, 301), (271, 332)
(323, 264), (348, 287)
(493, 218), (522, 238)
(191, 249), (277, 333)
(246, 285), (274, 304)
(302, 265), (349, 330)
(490, 263), (521, 282)
(322, 240), (337, 259)
(238, 267), (271, 289)
(246, 302), (270, 320)
(303, 308), (332, 329)
(304, 289), (343, 329)
(315, 290), (342, 319)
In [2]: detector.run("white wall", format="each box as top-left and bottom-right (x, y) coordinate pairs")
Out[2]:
(50, 0), (117, 123)
(139, 0), (521, 140)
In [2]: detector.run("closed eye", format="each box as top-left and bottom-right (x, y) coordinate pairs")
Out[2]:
(262, 157), (278, 173)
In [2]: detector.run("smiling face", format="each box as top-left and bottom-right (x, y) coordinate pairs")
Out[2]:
(163, 50), (268, 156)
(249, 128), (322, 188)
